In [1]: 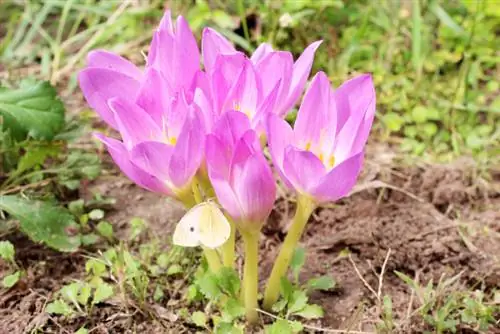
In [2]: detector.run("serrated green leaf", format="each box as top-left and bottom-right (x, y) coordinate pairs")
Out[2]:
(290, 248), (305, 281)
(294, 304), (324, 319)
(0, 195), (81, 252)
(0, 81), (65, 140)
(265, 319), (293, 334)
(93, 283), (114, 304)
(0, 240), (15, 263)
(217, 267), (240, 297)
(196, 271), (222, 300)
(2, 271), (20, 288)
(96, 221), (113, 240)
(191, 311), (207, 328)
(45, 299), (74, 316)
(288, 290), (308, 314)
(305, 276), (336, 291)
(222, 298), (245, 321)
(272, 298), (288, 313)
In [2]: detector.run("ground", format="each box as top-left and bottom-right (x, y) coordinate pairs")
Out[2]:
(1, 141), (498, 333)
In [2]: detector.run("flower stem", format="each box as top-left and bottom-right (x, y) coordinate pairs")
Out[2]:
(241, 230), (260, 324)
(202, 246), (222, 273)
(262, 195), (315, 310)
(221, 218), (236, 268)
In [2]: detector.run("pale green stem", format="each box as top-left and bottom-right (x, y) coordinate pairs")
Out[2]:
(241, 230), (260, 324)
(221, 218), (236, 268)
(202, 246), (222, 273)
(262, 195), (316, 310)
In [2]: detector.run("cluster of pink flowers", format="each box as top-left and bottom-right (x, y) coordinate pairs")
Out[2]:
(79, 11), (375, 229)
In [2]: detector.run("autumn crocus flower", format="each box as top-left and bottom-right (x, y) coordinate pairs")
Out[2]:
(206, 111), (276, 323)
(263, 71), (376, 309)
(202, 28), (322, 118)
(78, 11), (199, 130)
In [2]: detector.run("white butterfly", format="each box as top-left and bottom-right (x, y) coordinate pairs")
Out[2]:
(173, 202), (231, 249)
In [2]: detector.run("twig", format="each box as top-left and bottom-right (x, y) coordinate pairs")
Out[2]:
(377, 249), (392, 300)
(256, 308), (374, 334)
(348, 255), (378, 300)
(0, 178), (54, 195)
(350, 180), (424, 203)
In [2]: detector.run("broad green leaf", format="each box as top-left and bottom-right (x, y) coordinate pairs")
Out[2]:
(96, 221), (113, 240)
(191, 311), (207, 328)
(280, 276), (294, 302)
(272, 299), (288, 313)
(60, 282), (83, 303)
(196, 271), (222, 300)
(88, 209), (105, 220)
(265, 319), (293, 334)
(217, 267), (240, 297)
(305, 276), (336, 291)
(2, 271), (20, 288)
(0, 80), (65, 140)
(78, 284), (92, 306)
(0, 195), (81, 252)
(290, 248), (305, 281)
(45, 299), (74, 316)
(0, 240), (15, 263)
(294, 304), (324, 319)
(288, 290), (308, 314)
(222, 298), (245, 321)
(93, 282), (114, 304)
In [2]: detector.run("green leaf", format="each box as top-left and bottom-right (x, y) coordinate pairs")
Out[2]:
(383, 113), (404, 132)
(78, 284), (92, 306)
(217, 267), (240, 297)
(129, 217), (146, 240)
(93, 283), (114, 304)
(305, 276), (336, 291)
(191, 311), (207, 328)
(75, 328), (88, 334)
(265, 319), (294, 334)
(153, 285), (164, 302)
(0, 240), (15, 263)
(16, 144), (59, 174)
(81, 233), (99, 246)
(272, 299), (288, 313)
(167, 264), (183, 276)
(88, 209), (105, 220)
(60, 282), (82, 303)
(412, 106), (431, 123)
(196, 271), (222, 300)
(0, 80), (65, 141)
(68, 199), (85, 216)
(222, 298), (245, 321)
(280, 276), (294, 303)
(289, 320), (304, 333)
(215, 322), (244, 334)
(0, 195), (81, 252)
(294, 304), (324, 319)
(290, 248), (305, 281)
(2, 271), (20, 288)
(96, 221), (113, 240)
(288, 290), (308, 314)
(45, 299), (74, 316)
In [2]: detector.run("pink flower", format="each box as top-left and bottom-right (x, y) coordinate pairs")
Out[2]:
(78, 11), (199, 130)
(267, 72), (376, 203)
(206, 111), (276, 231)
(202, 28), (322, 118)
(95, 95), (205, 197)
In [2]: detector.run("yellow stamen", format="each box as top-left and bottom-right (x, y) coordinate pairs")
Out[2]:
(169, 137), (177, 145)
(328, 155), (335, 168)
(318, 152), (324, 163)
(233, 102), (241, 111)
(304, 142), (312, 151)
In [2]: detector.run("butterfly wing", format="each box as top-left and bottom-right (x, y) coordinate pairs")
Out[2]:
(198, 203), (231, 249)
(172, 205), (203, 247)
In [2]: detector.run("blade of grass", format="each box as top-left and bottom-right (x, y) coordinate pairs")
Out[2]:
(429, 1), (465, 36)
(237, 0), (250, 42)
(412, 0), (422, 80)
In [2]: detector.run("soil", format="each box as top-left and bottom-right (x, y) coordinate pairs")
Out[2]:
(1, 145), (499, 333)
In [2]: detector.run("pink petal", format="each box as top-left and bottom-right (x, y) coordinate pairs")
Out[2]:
(210, 175), (242, 222)
(165, 91), (190, 141)
(253, 80), (281, 134)
(87, 50), (142, 80)
(158, 10), (173, 33)
(78, 68), (140, 129)
(255, 51), (293, 116)
(294, 71), (336, 150)
(251, 43), (274, 65)
(169, 108), (205, 188)
(94, 133), (171, 194)
(135, 68), (172, 126)
(229, 130), (259, 170)
(222, 60), (261, 117)
(130, 141), (174, 181)
(281, 41), (322, 113)
(282, 146), (326, 193)
(210, 52), (246, 113)
(310, 152), (364, 203)
(266, 114), (294, 188)
(211, 111), (251, 150)
(202, 28), (236, 73)
(233, 153), (276, 224)
(109, 97), (162, 149)
(206, 134), (231, 180)
(174, 16), (200, 90)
